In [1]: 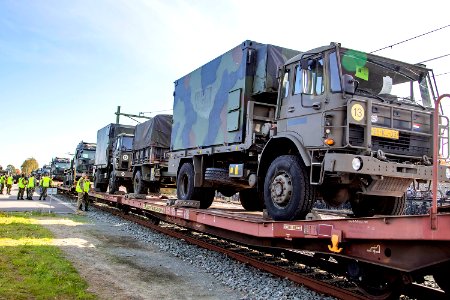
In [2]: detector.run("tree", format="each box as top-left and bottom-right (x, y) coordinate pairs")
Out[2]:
(6, 164), (16, 175)
(21, 158), (39, 175)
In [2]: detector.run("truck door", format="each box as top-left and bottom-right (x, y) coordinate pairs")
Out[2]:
(279, 55), (326, 147)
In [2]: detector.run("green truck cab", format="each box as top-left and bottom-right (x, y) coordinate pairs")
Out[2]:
(168, 40), (450, 221)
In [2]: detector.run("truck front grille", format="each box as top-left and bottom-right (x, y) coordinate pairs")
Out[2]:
(349, 125), (431, 157)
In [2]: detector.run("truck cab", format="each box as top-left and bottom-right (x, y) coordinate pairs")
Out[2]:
(108, 133), (134, 193)
(65, 142), (96, 187)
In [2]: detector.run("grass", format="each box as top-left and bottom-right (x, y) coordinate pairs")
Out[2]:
(0, 211), (97, 299)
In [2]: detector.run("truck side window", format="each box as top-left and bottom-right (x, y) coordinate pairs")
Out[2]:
(281, 70), (290, 98)
(329, 52), (341, 92)
(293, 58), (324, 96)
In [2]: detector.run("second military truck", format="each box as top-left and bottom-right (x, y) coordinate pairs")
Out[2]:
(93, 123), (135, 194)
(168, 40), (450, 220)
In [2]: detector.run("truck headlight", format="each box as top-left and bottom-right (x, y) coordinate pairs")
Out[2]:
(352, 157), (363, 171)
(446, 168), (450, 179)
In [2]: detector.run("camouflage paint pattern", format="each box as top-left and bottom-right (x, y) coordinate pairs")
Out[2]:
(171, 40), (300, 151)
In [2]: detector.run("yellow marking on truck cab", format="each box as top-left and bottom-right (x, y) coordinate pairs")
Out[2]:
(234, 165), (239, 175)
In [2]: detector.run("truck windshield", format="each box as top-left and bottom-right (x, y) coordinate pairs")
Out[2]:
(120, 136), (133, 151)
(338, 48), (435, 108)
(55, 162), (70, 169)
(80, 150), (95, 160)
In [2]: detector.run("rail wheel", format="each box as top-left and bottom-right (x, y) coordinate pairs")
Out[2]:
(108, 174), (119, 194)
(264, 155), (314, 221)
(351, 195), (406, 217)
(239, 189), (264, 211)
(348, 262), (403, 299)
(433, 261), (450, 294)
(133, 170), (147, 194)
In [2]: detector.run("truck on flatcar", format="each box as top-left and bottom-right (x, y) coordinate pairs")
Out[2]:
(168, 40), (450, 220)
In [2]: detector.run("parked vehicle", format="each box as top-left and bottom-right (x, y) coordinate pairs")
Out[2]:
(65, 141), (96, 187)
(167, 40), (450, 220)
(93, 123), (135, 194)
(131, 114), (175, 194)
(51, 157), (70, 181)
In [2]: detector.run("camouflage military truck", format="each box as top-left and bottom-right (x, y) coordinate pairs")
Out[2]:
(65, 141), (96, 187)
(93, 123), (135, 194)
(132, 114), (175, 194)
(168, 40), (450, 220)
(50, 157), (70, 181)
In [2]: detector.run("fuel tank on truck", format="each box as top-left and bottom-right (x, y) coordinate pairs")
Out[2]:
(171, 40), (301, 151)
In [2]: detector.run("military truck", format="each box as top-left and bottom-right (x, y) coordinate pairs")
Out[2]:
(132, 114), (175, 194)
(93, 123), (135, 194)
(168, 40), (450, 220)
(50, 157), (70, 181)
(65, 141), (97, 187)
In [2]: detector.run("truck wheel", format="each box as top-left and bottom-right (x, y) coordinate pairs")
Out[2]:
(148, 183), (160, 194)
(198, 188), (215, 209)
(177, 163), (196, 200)
(351, 194), (406, 217)
(264, 155), (314, 221)
(239, 189), (264, 211)
(126, 183), (134, 194)
(133, 170), (147, 194)
(108, 174), (118, 194)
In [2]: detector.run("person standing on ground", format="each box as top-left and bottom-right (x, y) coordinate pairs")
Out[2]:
(6, 175), (13, 195)
(26, 174), (36, 200)
(83, 175), (90, 211)
(0, 174), (5, 194)
(39, 172), (52, 200)
(75, 173), (86, 214)
(17, 174), (27, 200)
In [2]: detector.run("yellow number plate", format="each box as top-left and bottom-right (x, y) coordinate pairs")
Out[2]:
(371, 127), (399, 139)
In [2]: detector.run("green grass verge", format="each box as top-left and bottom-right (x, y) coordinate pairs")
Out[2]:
(0, 212), (97, 299)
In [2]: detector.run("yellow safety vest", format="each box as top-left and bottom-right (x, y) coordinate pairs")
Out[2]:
(18, 178), (25, 188)
(0, 176), (4, 183)
(27, 177), (35, 188)
(83, 180), (90, 192)
(41, 176), (51, 188)
(7, 177), (13, 185)
(76, 179), (84, 193)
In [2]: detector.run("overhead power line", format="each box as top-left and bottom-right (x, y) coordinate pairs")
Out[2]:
(436, 72), (450, 77)
(418, 53), (450, 64)
(370, 24), (450, 53)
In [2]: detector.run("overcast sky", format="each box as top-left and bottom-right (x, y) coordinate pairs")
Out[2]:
(0, 0), (449, 170)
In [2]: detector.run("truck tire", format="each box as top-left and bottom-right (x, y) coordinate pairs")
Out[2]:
(239, 189), (264, 211)
(148, 183), (160, 194)
(126, 184), (134, 194)
(264, 155), (314, 221)
(351, 194), (406, 217)
(108, 174), (119, 194)
(205, 167), (247, 189)
(133, 170), (147, 195)
(177, 163), (215, 209)
(94, 172), (107, 193)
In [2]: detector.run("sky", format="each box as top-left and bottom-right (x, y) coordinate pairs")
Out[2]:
(0, 0), (449, 170)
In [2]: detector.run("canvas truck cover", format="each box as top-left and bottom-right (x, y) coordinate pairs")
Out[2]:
(95, 123), (135, 166)
(171, 40), (300, 151)
(133, 114), (172, 150)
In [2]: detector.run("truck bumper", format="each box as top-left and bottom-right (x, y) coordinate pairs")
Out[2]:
(113, 170), (133, 179)
(323, 153), (449, 182)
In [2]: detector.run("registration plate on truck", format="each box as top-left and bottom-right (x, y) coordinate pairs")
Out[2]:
(371, 127), (399, 139)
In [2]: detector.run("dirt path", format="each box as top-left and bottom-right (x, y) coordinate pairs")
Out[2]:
(38, 215), (243, 300)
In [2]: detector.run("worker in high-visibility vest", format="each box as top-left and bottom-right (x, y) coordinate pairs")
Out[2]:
(83, 177), (91, 211)
(17, 174), (27, 200)
(75, 173), (87, 214)
(26, 174), (36, 200)
(0, 174), (5, 194)
(39, 173), (52, 200)
(6, 175), (13, 195)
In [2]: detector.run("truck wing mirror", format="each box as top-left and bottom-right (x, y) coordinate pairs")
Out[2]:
(342, 74), (357, 95)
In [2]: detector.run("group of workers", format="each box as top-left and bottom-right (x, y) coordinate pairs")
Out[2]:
(0, 174), (14, 195)
(0, 172), (53, 200)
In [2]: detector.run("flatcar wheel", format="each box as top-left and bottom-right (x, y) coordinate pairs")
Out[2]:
(349, 262), (402, 300)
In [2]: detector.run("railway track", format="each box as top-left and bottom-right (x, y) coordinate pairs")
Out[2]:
(57, 189), (448, 300)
